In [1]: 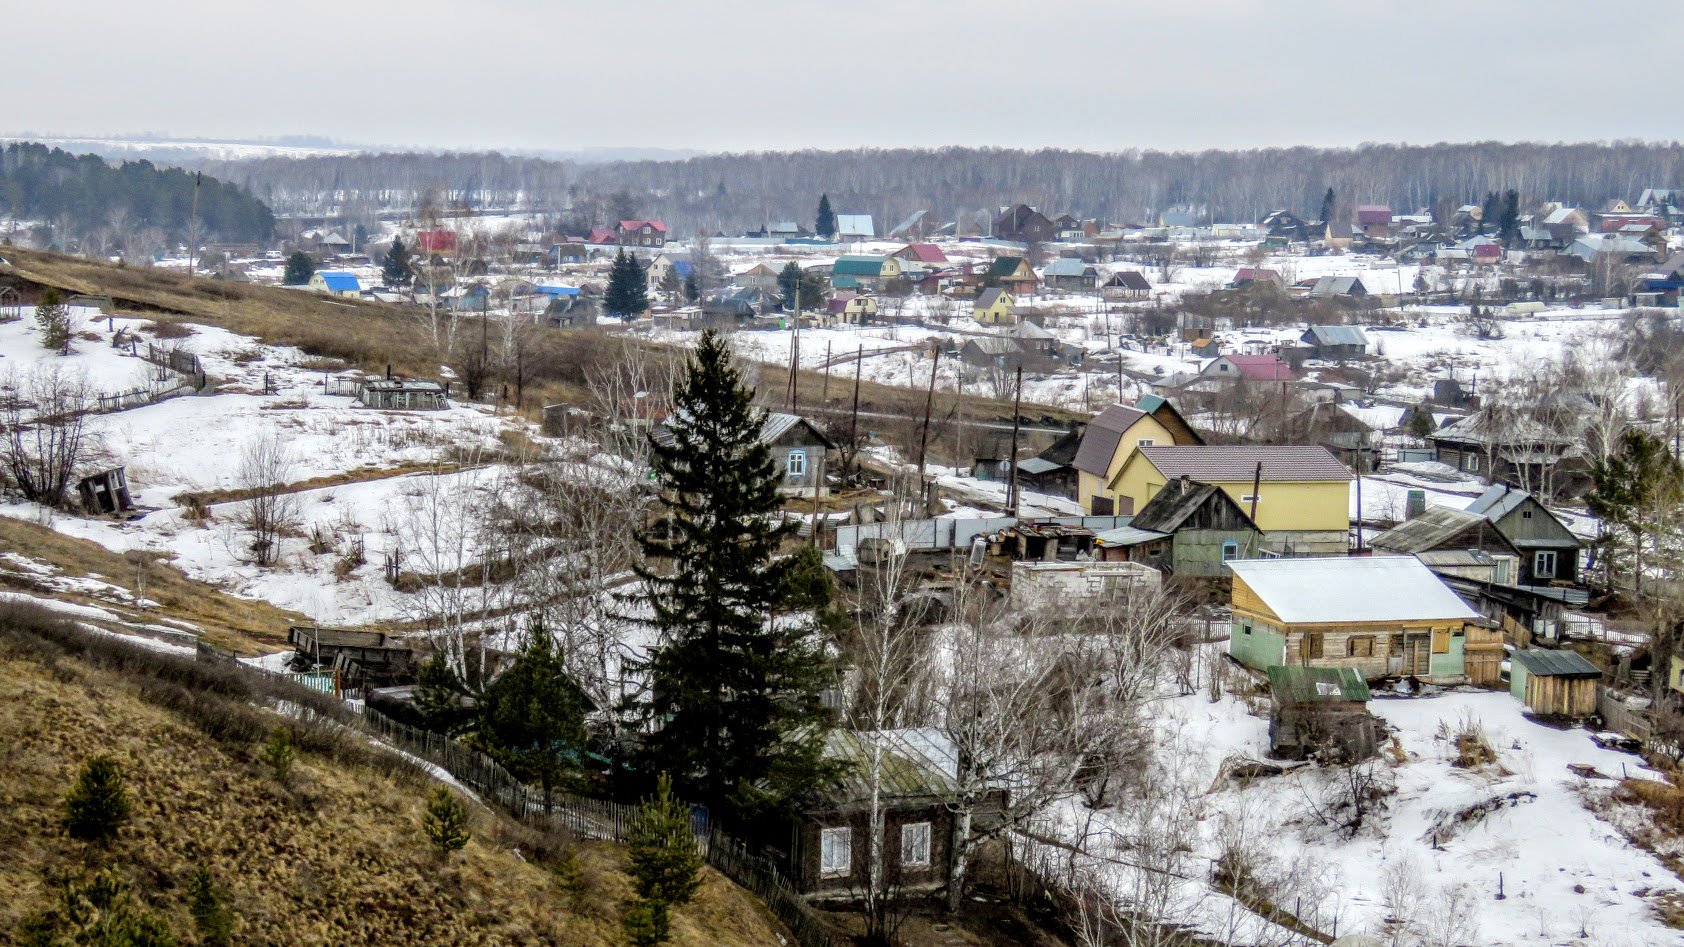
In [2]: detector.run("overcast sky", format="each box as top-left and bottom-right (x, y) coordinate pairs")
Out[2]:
(8, 1), (1680, 155)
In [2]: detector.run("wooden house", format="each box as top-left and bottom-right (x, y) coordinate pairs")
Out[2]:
(792, 729), (968, 898)
(1267, 665), (1378, 762)
(1105, 445), (1352, 555)
(994, 204), (1058, 243)
(1014, 427), (1082, 500)
(984, 256), (1039, 296)
(616, 219), (668, 247)
(1041, 258), (1099, 291)
(1092, 476), (1262, 578)
(308, 270), (361, 297)
(972, 287), (1016, 325)
(1509, 648), (1601, 717)
(1426, 411), (1586, 496)
(1101, 270), (1152, 298)
(1072, 396), (1203, 516)
(1355, 205), (1393, 239)
(1228, 556), (1481, 682)
(1370, 505), (1520, 559)
(288, 625), (416, 687)
(655, 411), (833, 495)
(1299, 325), (1369, 360)
(824, 292), (878, 325)
(1464, 485), (1583, 586)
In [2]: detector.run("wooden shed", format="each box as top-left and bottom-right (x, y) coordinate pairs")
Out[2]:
(1267, 665), (1379, 762)
(1509, 648), (1601, 718)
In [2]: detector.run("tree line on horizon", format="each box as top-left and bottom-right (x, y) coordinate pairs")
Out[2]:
(203, 140), (1684, 235)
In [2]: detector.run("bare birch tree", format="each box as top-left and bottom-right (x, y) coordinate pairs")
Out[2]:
(0, 365), (98, 509)
(238, 431), (301, 566)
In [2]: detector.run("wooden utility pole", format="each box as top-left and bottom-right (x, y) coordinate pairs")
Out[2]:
(848, 345), (864, 482)
(1007, 365), (1024, 517)
(915, 347), (942, 509)
(821, 340), (832, 404)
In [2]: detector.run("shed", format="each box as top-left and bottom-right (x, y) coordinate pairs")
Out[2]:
(76, 467), (135, 516)
(1510, 649), (1601, 718)
(1300, 325), (1369, 360)
(358, 378), (448, 411)
(1267, 665), (1379, 762)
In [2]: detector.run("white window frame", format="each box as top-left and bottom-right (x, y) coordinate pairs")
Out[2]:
(787, 449), (808, 478)
(900, 822), (932, 868)
(1222, 540), (1240, 561)
(820, 826), (851, 877)
(1240, 494), (1260, 504)
(1462, 453), (1480, 472)
(1534, 550), (1558, 578)
(1137, 438), (1155, 447)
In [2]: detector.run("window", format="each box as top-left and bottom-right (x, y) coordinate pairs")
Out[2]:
(1241, 494), (1260, 505)
(1241, 622), (1253, 636)
(1347, 636), (1375, 657)
(1462, 453), (1480, 473)
(1137, 438), (1155, 447)
(1302, 633), (1324, 660)
(1432, 628), (1451, 654)
(787, 449), (808, 478)
(820, 826), (851, 877)
(1521, 509), (1533, 519)
(900, 822), (932, 868)
(1534, 550), (1558, 578)
(1222, 540), (1240, 561)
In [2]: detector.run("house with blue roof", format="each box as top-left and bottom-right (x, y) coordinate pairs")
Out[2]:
(830, 255), (901, 291)
(309, 271), (362, 297)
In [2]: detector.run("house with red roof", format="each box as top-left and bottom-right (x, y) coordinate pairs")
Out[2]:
(587, 226), (619, 245)
(1200, 354), (1297, 385)
(1355, 205), (1393, 239)
(892, 243), (949, 264)
(616, 219), (668, 247)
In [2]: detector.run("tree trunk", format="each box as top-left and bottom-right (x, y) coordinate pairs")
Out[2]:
(946, 806), (973, 912)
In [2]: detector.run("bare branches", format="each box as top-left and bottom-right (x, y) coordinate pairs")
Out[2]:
(237, 432), (300, 566)
(0, 365), (98, 509)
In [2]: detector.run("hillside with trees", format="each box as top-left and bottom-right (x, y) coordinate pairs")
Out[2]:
(0, 142), (275, 251)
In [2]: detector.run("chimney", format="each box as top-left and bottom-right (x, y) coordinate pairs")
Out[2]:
(1405, 489), (1427, 521)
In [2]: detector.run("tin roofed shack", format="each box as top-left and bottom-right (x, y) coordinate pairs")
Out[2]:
(358, 378), (448, 411)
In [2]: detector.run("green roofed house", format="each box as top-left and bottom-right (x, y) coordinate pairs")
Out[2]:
(1266, 665), (1379, 762)
(1510, 648), (1601, 718)
(830, 254), (901, 291)
(986, 255), (1039, 295)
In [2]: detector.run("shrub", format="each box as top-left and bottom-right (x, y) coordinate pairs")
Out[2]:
(260, 727), (295, 785)
(185, 866), (234, 946)
(422, 786), (471, 857)
(63, 755), (131, 843)
(21, 867), (176, 946)
(622, 897), (671, 947)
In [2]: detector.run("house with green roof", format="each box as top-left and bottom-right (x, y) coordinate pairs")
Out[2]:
(829, 254), (901, 291)
(985, 255), (1038, 295)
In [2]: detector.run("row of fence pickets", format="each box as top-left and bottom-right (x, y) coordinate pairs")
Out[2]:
(229, 656), (847, 947)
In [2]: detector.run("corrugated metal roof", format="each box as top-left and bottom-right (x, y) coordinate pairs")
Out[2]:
(1041, 258), (1093, 277)
(822, 728), (958, 805)
(1268, 665), (1371, 703)
(316, 271), (359, 291)
(1015, 456), (1064, 475)
(1369, 506), (1493, 554)
(832, 255), (886, 276)
(1137, 445), (1351, 482)
(1465, 484), (1529, 520)
(1072, 404), (1147, 475)
(1511, 648), (1601, 678)
(835, 215), (875, 237)
(1305, 325), (1370, 347)
(1092, 524), (1169, 546)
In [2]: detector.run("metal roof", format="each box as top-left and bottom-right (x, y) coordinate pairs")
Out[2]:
(1136, 444), (1351, 483)
(1369, 506), (1497, 554)
(821, 728), (958, 806)
(1015, 456), (1065, 475)
(1227, 555), (1478, 624)
(1092, 523), (1170, 547)
(1511, 648), (1601, 679)
(1072, 404), (1147, 475)
(1465, 484), (1530, 520)
(316, 271), (360, 291)
(832, 255), (887, 276)
(1041, 258), (1094, 277)
(1304, 325), (1370, 347)
(835, 215), (875, 237)
(1268, 665), (1371, 703)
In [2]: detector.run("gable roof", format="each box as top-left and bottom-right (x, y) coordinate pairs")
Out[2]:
(833, 255), (887, 277)
(1219, 354), (1298, 382)
(1106, 270), (1152, 290)
(618, 219), (668, 234)
(315, 271), (360, 291)
(1131, 477), (1256, 533)
(1303, 325), (1369, 347)
(988, 255), (1031, 278)
(1041, 258), (1095, 278)
(1511, 649), (1601, 679)
(835, 214), (875, 237)
(896, 243), (947, 263)
(1355, 205), (1393, 224)
(1135, 445), (1352, 483)
(1072, 404), (1147, 475)
(1369, 506), (1510, 555)
(975, 286), (1011, 308)
(822, 728), (958, 805)
(1310, 275), (1367, 297)
(1227, 556), (1478, 624)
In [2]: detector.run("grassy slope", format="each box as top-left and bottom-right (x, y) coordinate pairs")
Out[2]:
(0, 619), (789, 945)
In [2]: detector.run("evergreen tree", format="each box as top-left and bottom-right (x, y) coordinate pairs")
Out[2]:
(422, 786), (472, 857)
(475, 621), (588, 796)
(63, 755), (131, 843)
(382, 237), (413, 287)
(1406, 406), (1437, 440)
(621, 774), (702, 947)
(282, 250), (314, 286)
(1318, 186), (1337, 224)
(1587, 429), (1684, 591)
(21, 867), (177, 947)
(815, 193), (837, 239)
(1499, 189), (1521, 247)
(185, 866), (234, 947)
(777, 262), (803, 310)
(414, 652), (476, 735)
(604, 250), (650, 317)
(682, 270), (701, 303)
(34, 287), (72, 355)
(1479, 191), (1502, 235)
(260, 727), (294, 785)
(632, 331), (838, 820)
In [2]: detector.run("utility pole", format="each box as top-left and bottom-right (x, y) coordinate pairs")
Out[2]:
(848, 345), (864, 483)
(1007, 365), (1024, 518)
(187, 171), (202, 275)
(916, 347), (942, 511)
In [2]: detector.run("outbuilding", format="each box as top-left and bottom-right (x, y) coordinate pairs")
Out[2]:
(1267, 665), (1379, 762)
(1510, 648), (1601, 718)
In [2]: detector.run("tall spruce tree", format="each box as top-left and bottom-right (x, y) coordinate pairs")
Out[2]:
(815, 194), (837, 239)
(777, 261), (803, 310)
(605, 249), (650, 317)
(382, 237), (413, 286)
(1499, 189), (1521, 247)
(1318, 186), (1337, 224)
(633, 331), (837, 820)
(475, 621), (589, 796)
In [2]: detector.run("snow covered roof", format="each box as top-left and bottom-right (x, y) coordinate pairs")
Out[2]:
(835, 214), (875, 238)
(1227, 556), (1478, 624)
(1040, 258), (1094, 277)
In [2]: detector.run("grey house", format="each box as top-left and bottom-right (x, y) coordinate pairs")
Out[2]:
(654, 411), (834, 496)
(1300, 325), (1369, 360)
(1465, 485), (1583, 587)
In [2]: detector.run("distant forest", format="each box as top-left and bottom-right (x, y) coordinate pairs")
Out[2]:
(0, 143), (275, 248)
(208, 141), (1684, 235)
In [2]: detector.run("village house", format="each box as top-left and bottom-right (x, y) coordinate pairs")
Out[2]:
(1267, 665), (1379, 762)
(616, 219), (668, 247)
(1040, 258), (1099, 291)
(1198, 353), (1298, 386)
(1091, 476), (1262, 578)
(1104, 444), (1352, 554)
(657, 411), (833, 496)
(1426, 409), (1586, 496)
(834, 215), (875, 241)
(791, 729), (975, 899)
(1464, 485), (1583, 587)
(1228, 556), (1486, 683)
(1101, 269), (1152, 299)
(1308, 275), (1368, 300)
(994, 203), (1058, 243)
(984, 255), (1039, 296)
(308, 270), (361, 297)
(1369, 504), (1521, 566)
(824, 292), (879, 325)
(893, 243), (948, 265)
(830, 254), (902, 291)
(1299, 325), (1369, 360)
(972, 287), (1016, 325)
(1354, 205), (1393, 239)
(1229, 268), (1286, 292)
(1071, 396), (1204, 516)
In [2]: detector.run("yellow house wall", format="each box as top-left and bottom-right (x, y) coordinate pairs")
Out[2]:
(1079, 415), (1175, 513)
(1106, 454), (1349, 532)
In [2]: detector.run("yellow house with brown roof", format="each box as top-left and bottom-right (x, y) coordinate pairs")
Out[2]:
(1072, 396), (1202, 515)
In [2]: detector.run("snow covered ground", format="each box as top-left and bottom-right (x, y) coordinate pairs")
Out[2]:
(1041, 673), (1684, 946)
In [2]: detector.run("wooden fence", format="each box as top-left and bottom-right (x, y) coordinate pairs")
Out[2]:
(1597, 686), (1653, 744)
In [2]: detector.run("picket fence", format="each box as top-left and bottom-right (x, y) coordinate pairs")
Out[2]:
(219, 653), (844, 947)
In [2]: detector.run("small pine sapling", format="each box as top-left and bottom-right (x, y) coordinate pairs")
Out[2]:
(260, 727), (294, 785)
(185, 865), (234, 946)
(63, 755), (131, 843)
(423, 786), (471, 858)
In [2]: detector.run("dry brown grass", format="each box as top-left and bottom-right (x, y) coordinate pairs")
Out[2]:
(0, 515), (305, 653)
(0, 615), (789, 946)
